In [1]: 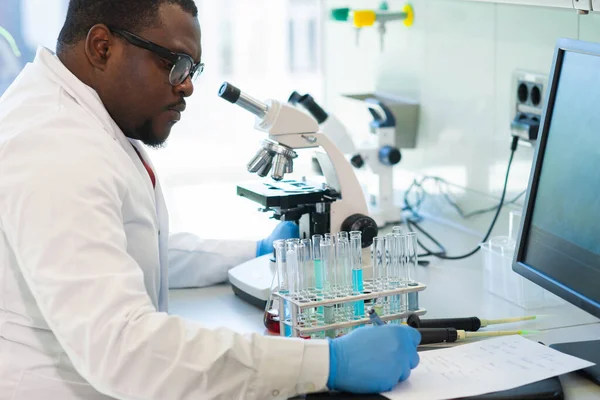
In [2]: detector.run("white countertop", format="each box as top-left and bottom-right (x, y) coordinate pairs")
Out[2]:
(168, 218), (600, 398)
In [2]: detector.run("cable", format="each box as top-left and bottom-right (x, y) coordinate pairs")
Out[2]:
(403, 174), (526, 221)
(409, 136), (520, 261)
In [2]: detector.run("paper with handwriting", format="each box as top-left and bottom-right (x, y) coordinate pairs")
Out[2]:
(383, 335), (594, 400)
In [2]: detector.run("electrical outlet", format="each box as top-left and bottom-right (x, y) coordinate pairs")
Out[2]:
(511, 71), (548, 142)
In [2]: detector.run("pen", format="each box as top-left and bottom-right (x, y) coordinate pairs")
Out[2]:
(406, 313), (536, 332)
(368, 308), (386, 326)
(418, 328), (539, 344)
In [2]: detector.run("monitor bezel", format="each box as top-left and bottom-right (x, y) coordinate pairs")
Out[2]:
(513, 38), (600, 319)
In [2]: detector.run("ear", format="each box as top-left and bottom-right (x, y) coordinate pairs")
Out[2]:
(84, 24), (114, 71)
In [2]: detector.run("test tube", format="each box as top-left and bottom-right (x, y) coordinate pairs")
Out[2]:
(392, 226), (403, 236)
(372, 236), (387, 316)
(274, 240), (292, 336)
(320, 238), (337, 338)
(286, 238), (300, 249)
(286, 244), (299, 299)
(274, 240), (288, 294)
(388, 233), (404, 315)
(405, 232), (419, 311)
(296, 242), (308, 300)
(321, 239), (335, 299)
(350, 232), (365, 320)
(395, 233), (408, 313)
(300, 238), (314, 297)
(371, 237), (385, 292)
(337, 239), (352, 296)
(312, 235), (324, 296)
(337, 231), (349, 242)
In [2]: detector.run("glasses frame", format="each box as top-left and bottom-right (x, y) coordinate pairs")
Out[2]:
(109, 27), (204, 86)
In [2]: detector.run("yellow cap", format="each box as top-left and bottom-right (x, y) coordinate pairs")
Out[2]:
(352, 10), (377, 28)
(403, 4), (415, 27)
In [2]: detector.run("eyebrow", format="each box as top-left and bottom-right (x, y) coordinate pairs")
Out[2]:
(172, 47), (201, 65)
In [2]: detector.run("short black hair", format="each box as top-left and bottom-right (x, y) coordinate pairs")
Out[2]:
(57, 0), (198, 52)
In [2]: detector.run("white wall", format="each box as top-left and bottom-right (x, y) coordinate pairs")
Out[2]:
(322, 0), (600, 232)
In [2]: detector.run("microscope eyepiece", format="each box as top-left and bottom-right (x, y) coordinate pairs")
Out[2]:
(218, 82), (241, 104)
(218, 81), (268, 118)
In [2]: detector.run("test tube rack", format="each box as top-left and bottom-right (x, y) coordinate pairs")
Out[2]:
(273, 280), (427, 337)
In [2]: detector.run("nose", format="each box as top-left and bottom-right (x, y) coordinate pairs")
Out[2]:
(174, 75), (194, 98)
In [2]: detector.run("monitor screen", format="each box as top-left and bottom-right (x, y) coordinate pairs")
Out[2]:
(514, 39), (600, 319)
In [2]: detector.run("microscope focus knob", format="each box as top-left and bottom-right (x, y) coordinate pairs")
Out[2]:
(341, 214), (378, 248)
(350, 154), (365, 169)
(379, 146), (402, 166)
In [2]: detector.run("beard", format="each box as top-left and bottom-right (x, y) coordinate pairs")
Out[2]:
(135, 119), (167, 149)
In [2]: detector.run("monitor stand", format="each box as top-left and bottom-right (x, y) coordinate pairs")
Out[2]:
(551, 340), (600, 385)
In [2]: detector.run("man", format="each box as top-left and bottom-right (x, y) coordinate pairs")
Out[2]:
(0, 1), (420, 399)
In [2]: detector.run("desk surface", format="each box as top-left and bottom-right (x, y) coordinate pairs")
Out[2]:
(168, 220), (600, 399)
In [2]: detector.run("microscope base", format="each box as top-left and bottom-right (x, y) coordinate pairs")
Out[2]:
(228, 254), (274, 309)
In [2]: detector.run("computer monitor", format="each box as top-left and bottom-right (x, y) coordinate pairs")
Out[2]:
(513, 38), (600, 385)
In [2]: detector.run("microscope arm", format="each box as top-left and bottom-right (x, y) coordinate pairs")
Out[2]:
(272, 132), (368, 218)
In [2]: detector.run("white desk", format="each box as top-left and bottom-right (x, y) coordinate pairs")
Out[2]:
(168, 219), (600, 398)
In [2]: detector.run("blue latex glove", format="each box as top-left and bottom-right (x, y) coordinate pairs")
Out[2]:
(327, 325), (421, 393)
(256, 221), (299, 257)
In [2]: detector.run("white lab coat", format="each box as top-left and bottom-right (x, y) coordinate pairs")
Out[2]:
(0, 48), (328, 400)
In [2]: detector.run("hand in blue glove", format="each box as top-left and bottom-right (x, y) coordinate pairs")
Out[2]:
(256, 221), (299, 257)
(327, 324), (421, 394)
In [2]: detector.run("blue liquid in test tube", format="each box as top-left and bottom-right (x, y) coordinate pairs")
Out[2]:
(312, 235), (324, 320)
(350, 232), (364, 322)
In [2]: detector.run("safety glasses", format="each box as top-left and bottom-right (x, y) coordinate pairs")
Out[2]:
(109, 28), (204, 86)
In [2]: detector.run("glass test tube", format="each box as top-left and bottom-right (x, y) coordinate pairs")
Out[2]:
(388, 233), (403, 316)
(320, 238), (337, 338)
(371, 237), (385, 292)
(321, 239), (335, 299)
(300, 238), (314, 297)
(311, 235), (325, 327)
(275, 240), (288, 293)
(274, 240), (292, 336)
(337, 231), (349, 242)
(350, 232), (365, 320)
(286, 240), (300, 299)
(336, 239), (352, 296)
(295, 241), (315, 330)
(335, 238), (352, 325)
(406, 232), (419, 311)
(286, 246), (298, 299)
(295, 242), (307, 300)
(392, 226), (403, 236)
(395, 233), (408, 314)
(312, 235), (324, 299)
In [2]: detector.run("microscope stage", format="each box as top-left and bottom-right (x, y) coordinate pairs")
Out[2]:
(237, 180), (337, 209)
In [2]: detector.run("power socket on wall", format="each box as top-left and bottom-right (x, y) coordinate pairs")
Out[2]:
(510, 71), (548, 143)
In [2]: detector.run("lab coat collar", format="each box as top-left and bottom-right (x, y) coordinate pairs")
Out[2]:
(33, 47), (122, 141)
(33, 47), (158, 196)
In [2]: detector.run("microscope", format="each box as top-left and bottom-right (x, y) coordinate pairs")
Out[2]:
(350, 97), (405, 228)
(218, 82), (378, 308)
(289, 91), (415, 228)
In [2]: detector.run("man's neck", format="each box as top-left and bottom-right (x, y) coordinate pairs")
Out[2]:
(57, 46), (95, 90)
